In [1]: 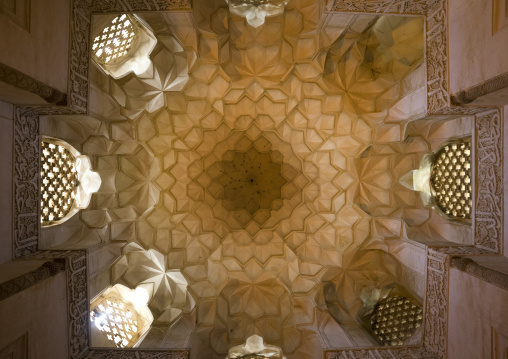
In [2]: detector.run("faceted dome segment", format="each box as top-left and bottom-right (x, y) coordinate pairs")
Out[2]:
(218, 147), (288, 215)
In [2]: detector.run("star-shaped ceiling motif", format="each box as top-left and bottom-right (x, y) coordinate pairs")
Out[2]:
(217, 146), (288, 215)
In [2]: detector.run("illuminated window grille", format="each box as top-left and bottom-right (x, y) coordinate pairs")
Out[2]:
(90, 298), (140, 348)
(430, 138), (472, 219)
(41, 141), (79, 225)
(92, 14), (136, 64)
(371, 296), (423, 346)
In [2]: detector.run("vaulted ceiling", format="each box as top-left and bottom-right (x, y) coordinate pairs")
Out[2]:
(39, 1), (475, 356)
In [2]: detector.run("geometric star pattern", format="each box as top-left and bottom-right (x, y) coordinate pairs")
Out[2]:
(83, 4), (438, 356)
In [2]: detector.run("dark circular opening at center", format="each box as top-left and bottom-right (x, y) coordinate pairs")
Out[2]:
(250, 179), (254, 182)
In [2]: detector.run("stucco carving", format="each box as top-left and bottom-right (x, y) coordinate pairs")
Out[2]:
(451, 72), (508, 105)
(475, 109), (503, 253)
(425, 0), (450, 114)
(330, 0), (437, 14)
(69, 0), (93, 113)
(0, 62), (67, 104)
(13, 108), (40, 257)
(92, 0), (192, 12)
(435, 246), (495, 256)
(86, 351), (189, 359)
(0, 260), (65, 301)
(451, 257), (508, 291)
(325, 347), (429, 359)
(422, 249), (448, 358)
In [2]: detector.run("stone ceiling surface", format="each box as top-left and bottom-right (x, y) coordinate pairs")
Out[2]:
(77, 1), (443, 356)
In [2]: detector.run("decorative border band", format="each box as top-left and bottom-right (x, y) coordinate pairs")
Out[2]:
(422, 249), (449, 358)
(451, 257), (508, 290)
(475, 109), (503, 253)
(0, 63), (67, 105)
(92, 0), (193, 12)
(0, 260), (65, 301)
(451, 72), (508, 105)
(13, 107), (40, 258)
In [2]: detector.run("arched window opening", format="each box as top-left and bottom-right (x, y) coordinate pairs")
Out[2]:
(90, 285), (153, 348)
(40, 137), (101, 227)
(401, 137), (472, 221)
(91, 14), (157, 79)
(370, 296), (423, 346)
(430, 138), (472, 219)
(92, 14), (136, 65)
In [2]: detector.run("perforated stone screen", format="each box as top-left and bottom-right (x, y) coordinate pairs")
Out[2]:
(371, 296), (423, 346)
(92, 14), (136, 64)
(40, 141), (78, 225)
(430, 138), (472, 219)
(90, 298), (140, 348)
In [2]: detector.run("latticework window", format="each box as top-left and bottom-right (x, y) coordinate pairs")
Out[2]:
(371, 296), (423, 346)
(90, 298), (140, 348)
(430, 138), (472, 219)
(41, 141), (78, 225)
(92, 14), (136, 64)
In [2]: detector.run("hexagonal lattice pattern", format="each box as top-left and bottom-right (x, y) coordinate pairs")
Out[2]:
(41, 141), (78, 225)
(371, 296), (423, 346)
(431, 138), (472, 219)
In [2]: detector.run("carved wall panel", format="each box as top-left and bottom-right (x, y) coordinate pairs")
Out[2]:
(474, 109), (503, 253)
(422, 249), (449, 358)
(13, 108), (39, 257)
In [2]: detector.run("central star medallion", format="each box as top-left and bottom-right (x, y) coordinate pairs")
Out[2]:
(218, 146), (288, 215)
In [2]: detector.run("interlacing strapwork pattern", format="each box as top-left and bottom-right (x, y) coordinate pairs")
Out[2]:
(41, 141), (78, 225)
(430, 138), (472, 219)
(90, 298), (139, 348)
(371, 296), (423, 346)
(92, 14), (136, 64)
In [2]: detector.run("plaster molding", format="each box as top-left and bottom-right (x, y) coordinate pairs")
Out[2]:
(425, 0), (450, 115)
(0, 260), (66, 301)
(0, 62), (67, 105)
(92, 0), (192, 12)
(13, 107), (40, 257)
(422, 249), (449, 358)
(451, 257), (508, 291)
(434, 246), (497, 256)
(451, 72), (508, 105)
(330, 0), (438, 14)
(325, 347), (427, 358)
(86, 350), (190, 359)
(69, 0), (93, 113)
(475, 109), (503, 253)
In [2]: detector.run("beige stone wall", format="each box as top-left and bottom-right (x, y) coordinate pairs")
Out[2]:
(449, 0), (508, 93)
(0, 100), (13, 265)
(448, 268), (508, 359)
(0, 273), (69, 358)
(0, 0), (70, 92)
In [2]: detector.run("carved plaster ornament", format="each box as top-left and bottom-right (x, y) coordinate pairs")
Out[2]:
(41, 137), (101, 227)
(91, 14), (157, 79)
(90, 284), (153, 348)
(226, 335), (286, 358)
(225, 0), (289, 27)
